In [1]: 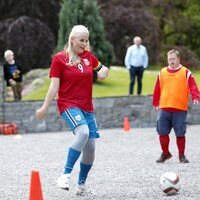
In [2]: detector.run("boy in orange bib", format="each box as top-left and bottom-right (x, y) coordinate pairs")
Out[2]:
(152, 49), (199, 163)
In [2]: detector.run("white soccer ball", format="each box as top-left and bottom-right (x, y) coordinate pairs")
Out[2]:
(160, 172), (181, 195)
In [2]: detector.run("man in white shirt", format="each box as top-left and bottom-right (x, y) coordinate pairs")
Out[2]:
(124, 36), (148, 95)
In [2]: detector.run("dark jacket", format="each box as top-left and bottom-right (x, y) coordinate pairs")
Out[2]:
(3, 62), (23, 86)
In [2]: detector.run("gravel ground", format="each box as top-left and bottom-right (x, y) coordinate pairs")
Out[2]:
(0, 125), (200, 200)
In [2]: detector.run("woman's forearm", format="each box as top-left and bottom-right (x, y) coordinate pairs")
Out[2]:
(41, 78), (59, 111)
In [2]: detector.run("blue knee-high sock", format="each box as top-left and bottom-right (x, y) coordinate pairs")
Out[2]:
(64, 147), (81, 174)
(78, 162), (93, 185)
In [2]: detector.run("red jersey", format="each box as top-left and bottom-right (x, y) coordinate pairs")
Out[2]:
(50, 50), (101, 114)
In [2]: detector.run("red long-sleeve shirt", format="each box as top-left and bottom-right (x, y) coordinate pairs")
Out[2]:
(152, 67), (200, 111)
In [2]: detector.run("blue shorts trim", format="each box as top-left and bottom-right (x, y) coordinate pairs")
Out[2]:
(156, 110), (187, 136)
(61, 108), (100, 139)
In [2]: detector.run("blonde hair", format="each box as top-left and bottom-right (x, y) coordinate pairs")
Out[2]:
(167, 49), (180, 58)
(4, 50), (14, 60)
(64, 25), (90, 65)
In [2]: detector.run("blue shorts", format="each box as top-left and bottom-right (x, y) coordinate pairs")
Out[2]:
(156, 110), (187, 136)
(61, 108), (100, 139)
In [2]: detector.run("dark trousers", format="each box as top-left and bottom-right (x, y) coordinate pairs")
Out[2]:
(10, 82), (22, 101)
(129, 66), (144, 95)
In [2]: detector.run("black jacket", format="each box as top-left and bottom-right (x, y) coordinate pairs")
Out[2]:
(3, 62), (23, 86)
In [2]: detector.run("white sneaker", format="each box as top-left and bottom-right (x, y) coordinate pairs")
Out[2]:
(76, 184), (94, 196)
(56, 174), (70, 190)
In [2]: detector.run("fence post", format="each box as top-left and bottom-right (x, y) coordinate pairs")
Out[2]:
(0, 63), (6, 133)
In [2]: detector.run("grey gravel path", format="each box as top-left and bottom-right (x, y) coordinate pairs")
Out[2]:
(0, 125), (200, 200)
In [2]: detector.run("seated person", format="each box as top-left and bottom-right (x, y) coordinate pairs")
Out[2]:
(3, 50), (23, 101)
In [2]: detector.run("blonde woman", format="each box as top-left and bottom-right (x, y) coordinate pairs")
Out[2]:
(36, 25), (109, 196)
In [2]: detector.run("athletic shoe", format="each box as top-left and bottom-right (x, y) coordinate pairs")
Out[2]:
(179, 155), (189, 163)
(156, 152), (172, 163)
(56, 174), (70, 190)
(76, 184), (94, 196)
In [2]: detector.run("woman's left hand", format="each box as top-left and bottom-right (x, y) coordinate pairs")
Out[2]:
(97, 66), (109, 80)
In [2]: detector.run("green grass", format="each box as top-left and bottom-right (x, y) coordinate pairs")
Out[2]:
(23, 77), (50, 100)
(23, 67), (200, 100)
(92, 67), (158, 97)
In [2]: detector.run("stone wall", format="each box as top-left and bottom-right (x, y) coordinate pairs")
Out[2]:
(0, 96), (200, 133)
(1, 64), (200, 133)
(0, 64), (4, 101)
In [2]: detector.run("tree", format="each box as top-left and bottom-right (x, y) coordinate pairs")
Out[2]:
(57, 0), (114, 66)
(7, 16), (55, 72)
(97, 0), (160, 65)
(151, 0), (200, 67)
(0, 0), (60, 39)
(0, 0), (59, 66)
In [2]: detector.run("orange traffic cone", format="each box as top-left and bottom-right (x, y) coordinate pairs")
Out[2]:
(29, 170), (44, 200)
(123, 116), (130, 132)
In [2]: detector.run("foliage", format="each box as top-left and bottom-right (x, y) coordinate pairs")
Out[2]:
(1, 0), (200, 69)
(97, 0), (160, 65)
(151, 0), (200, 66)
(96, 0), (200, 67)
(0, 0), (60, 38)
(6, 16), (55, 73)
(57, 0), (114, 66)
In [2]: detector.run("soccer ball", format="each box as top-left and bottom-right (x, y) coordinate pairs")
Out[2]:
(160, 172), (181, 195)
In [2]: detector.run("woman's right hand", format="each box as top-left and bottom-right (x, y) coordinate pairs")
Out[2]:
(35, 77), (60, 120)
(36, 108), (47, 120)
